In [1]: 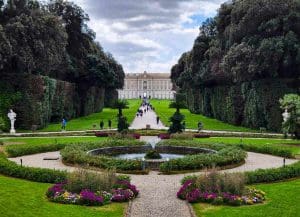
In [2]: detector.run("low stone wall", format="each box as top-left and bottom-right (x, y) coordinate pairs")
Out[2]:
(87, 145), (217, 170)
(87, 145), (152, 156)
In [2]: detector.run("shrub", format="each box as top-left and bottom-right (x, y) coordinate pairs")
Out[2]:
(46, 174), (139, 206)
(158, 141), (247, 172)
(6, 143), (66, 157)
(0, 155), (66, 183)
(117, 175), (131, 182)
(170, 133), (194, 140)
(158, 133), (170, 139)
(145, 149), (162, 159)
(95, 132), (109, 137)
(238, 143), (293, 158)
(79, 189), (104, 206)
(194, 133), (210, 138)
(245, 161), (300, 184)
(60, 140), (146, 172)
(65, 169), (117, 193)
(178, 171), (265, 206)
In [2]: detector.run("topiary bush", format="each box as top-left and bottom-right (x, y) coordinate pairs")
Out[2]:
(145, 150), (162, 159)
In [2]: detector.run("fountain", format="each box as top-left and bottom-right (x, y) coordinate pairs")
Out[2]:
(87, 136), (217, 170)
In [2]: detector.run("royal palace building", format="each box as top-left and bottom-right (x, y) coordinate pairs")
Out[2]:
(118, 71), (175, 99)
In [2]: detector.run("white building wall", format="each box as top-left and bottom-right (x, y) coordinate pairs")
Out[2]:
(118, 73), (174, 99)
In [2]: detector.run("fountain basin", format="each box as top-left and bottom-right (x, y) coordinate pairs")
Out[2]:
(87, 145), (217, 170)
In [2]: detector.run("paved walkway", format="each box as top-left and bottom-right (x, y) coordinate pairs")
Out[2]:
(9, 151), (297, 217)
(129, 106), (167, 130)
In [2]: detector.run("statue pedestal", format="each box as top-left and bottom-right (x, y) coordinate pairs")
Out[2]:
(10, 129), (16, 134)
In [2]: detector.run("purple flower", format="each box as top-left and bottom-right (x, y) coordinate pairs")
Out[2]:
(80, 189), (103, 205)
(186, 189), (201, 203)
(111, 189), (134, 202)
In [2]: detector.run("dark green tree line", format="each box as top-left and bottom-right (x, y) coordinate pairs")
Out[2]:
(171, 0), (300, 131)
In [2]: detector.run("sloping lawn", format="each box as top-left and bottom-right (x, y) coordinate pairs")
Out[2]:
(39, 99), (141, 131)
(150, 100), (257, 132)
(0, 175), (125, 217)
(193, 179), (300, 217)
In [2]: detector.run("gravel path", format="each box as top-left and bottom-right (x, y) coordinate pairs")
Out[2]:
(129, 106), (167, 130)
(9, 151), (298, 217)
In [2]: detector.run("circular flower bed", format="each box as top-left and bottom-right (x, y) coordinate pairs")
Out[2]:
(46, 179), (139, 206)
(177, 172), (266, 206)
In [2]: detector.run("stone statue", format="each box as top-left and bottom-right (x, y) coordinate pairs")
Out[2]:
(282, 108), (290, 123)
(7, 109), (16, 134)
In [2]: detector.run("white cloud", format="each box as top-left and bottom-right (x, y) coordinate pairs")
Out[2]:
(72, 0), (226, 73)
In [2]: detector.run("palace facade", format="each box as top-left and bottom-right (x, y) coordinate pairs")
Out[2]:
(118, 71), (175, 99)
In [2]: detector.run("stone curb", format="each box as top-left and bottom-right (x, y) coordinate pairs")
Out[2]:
(186, 202), (197, 217)
(124, 200), (133, 217)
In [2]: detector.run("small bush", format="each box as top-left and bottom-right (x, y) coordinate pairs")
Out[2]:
(145, 150), (162, 159)
(65, 169), (117, 193)
(170, 133), (194, 140)
(178, 171), (264, 206)
(158, 133), (170, 139)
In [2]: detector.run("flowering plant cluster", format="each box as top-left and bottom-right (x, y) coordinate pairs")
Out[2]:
(158, 133), (170, 139)
(193, 133), (210, 138)
(177, 179), (265, 206)
(95, 132), (110, 137)
(46, 180), (139, 206)
(112, 180), (139, 202)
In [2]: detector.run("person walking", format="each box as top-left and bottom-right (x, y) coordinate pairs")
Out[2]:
(100, 120), (104, 129)
(197, 121), (203, 132)
(108, 119), (112, 129)
(156, 116), (160, 125)
(61, 118), (67, 131)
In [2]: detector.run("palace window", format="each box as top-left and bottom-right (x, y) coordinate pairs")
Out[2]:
(143, 81), (147, 90)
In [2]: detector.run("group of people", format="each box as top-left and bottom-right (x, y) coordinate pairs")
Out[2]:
(99, 119), (112, 129)
(136, 101), (155, 118)
(61, 118), (112, 130)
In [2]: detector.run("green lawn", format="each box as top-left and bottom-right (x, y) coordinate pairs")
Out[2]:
(195, 137), (300, 156)
(0, 175), (125, 217)
(150, 100), (257, 132)
(193, 179), (300, 217)
(38, 99), (141, 132)
(0, 136), (105, 146)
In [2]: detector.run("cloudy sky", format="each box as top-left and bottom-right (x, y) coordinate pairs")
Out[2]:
(72, 0), (226, 73)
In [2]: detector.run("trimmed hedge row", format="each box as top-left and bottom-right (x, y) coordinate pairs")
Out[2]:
(237, 143), (293, 158)
(61, 140), (146, 172)
(5, 139), (145, 158)
(157, 139), (294, 158)
(180, 162), (300, 185)
(157, 140), (246, 173)
(6, 143), (66, 157)
(245, 161), (300, 184)
(0, 154), (66, 183)
(159, 147), (246, 173)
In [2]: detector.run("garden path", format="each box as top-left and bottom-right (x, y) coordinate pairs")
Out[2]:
(129, 106), (168, 130)
(9, 151), (298, 217)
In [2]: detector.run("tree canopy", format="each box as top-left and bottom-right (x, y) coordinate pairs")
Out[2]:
(171, 0), (300, 88)
(0, 0), (124, 89)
